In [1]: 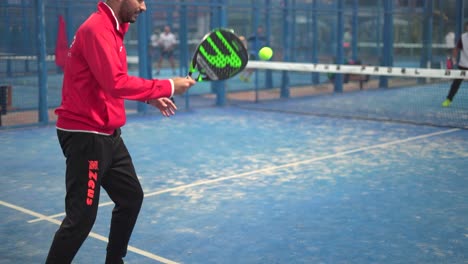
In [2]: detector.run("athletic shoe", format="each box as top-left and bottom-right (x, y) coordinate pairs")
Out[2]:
(442, 99), (452, 107)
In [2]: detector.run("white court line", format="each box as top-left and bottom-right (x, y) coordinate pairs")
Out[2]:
(29, 128), (460, 224)
(0, 200), (180, 264)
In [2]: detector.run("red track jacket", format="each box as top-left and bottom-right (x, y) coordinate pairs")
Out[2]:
(55, 2), (173, 135)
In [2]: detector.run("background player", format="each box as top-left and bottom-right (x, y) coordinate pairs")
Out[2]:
(442, 22), (468, 107)
(156, 25), (177, 75)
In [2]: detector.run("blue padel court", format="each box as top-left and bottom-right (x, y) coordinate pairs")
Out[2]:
(2, 0), (468, 263)
(1, 95), (467, 263)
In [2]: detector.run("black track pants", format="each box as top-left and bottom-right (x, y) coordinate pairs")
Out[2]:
(447, 65), (468, 101)
(46, 129), (144, 264)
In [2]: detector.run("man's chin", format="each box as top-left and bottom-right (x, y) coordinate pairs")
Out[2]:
(128, 15), (139, 23)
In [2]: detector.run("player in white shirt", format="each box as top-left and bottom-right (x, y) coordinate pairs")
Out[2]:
(442, 22), (468, 107)
(156, 25), (177, 75)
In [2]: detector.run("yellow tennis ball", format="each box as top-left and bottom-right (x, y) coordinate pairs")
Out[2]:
(258, 46), (273, 60)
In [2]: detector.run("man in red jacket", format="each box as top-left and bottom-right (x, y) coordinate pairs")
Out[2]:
(46, 1), (195, 263)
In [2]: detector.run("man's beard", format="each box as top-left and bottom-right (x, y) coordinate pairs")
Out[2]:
(120, 3), (140, 23)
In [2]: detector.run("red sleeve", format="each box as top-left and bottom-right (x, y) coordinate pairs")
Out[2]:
(82, 29), (173, 101)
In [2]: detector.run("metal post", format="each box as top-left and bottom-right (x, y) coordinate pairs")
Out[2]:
(179, 0), (190, 110)
(334, 0), (344, 93)
(252, 0), (260, 102)
(36, 0), (48, 124)
(352, 0), (359, 62)
(215, 0), (227, 106)
(210, 0), (218, 97)
(311, 0), (319, 84)
(380, 0), (393, 88)
(375, 2), (381, 59)
(455, 0), (463, 41)
(290, 0), (297, 61)
(137, 10), (149, 113)
(280, 0), (290, 99)
(420, 0), (433, 69)
(65, 1), (73, 45)
(265, 0), (273, 88)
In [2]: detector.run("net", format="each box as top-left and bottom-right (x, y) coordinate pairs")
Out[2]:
(223, 61), (468, 129)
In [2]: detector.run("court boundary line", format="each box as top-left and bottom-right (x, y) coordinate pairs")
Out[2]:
(0, 200), (179, 264)
(28, 128), (460, 224)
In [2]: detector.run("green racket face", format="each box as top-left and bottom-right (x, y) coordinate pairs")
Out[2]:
(190, 29), (248, 81)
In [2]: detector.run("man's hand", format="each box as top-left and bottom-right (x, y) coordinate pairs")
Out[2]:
(147, 97), (177, 117)
(171, 77), (196, 95)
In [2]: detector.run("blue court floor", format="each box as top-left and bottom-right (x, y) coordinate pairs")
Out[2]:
(1, 105), (467, 263)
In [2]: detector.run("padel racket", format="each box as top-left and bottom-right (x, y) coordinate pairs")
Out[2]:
(188, 28), (249, 81)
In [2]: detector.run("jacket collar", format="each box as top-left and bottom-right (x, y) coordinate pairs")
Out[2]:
(98, 2), (129, 35)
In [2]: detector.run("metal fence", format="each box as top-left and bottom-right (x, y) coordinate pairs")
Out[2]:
(0, 0), (465, 128)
